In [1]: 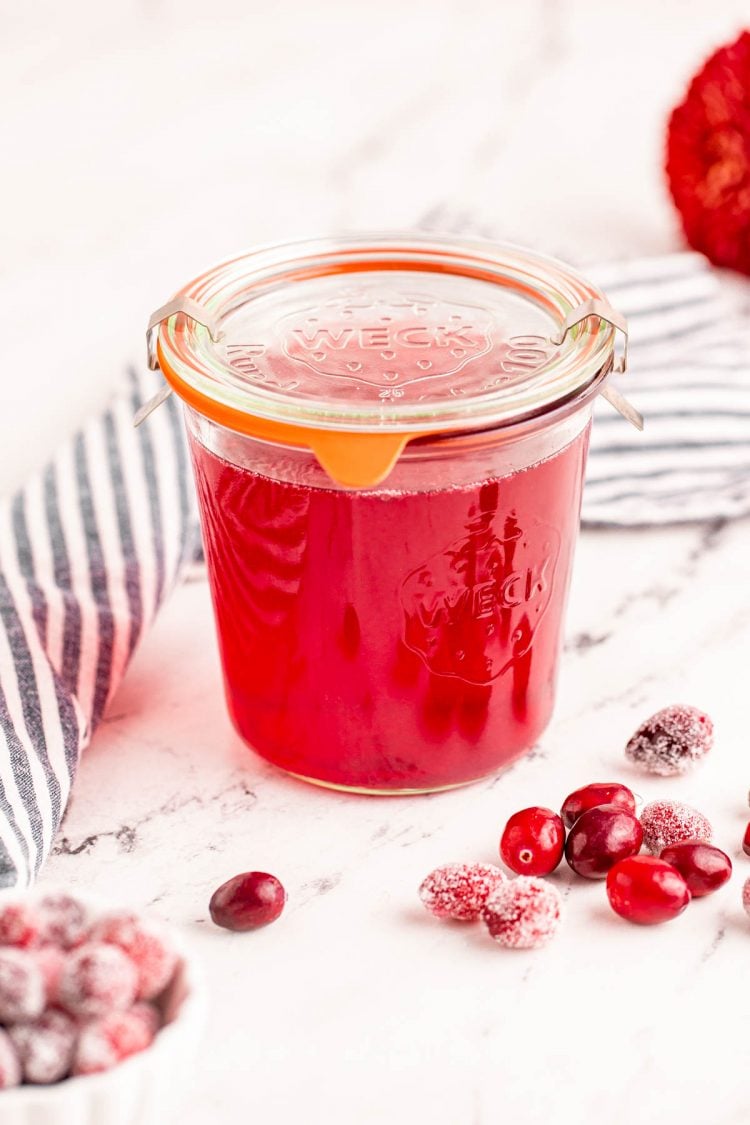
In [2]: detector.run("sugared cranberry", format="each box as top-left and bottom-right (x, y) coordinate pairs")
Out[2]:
(210, 872), (287, 931)
(73, 1007), (156, 1076)
(38, 894), (89, 949)
(0, 901), (39, 949)
(640, 800), (712, 854)
(90, 912), (177, 1001)
(743, 877), (750, 918)
(625, 704), (713, 775)
(500, 807), (565, 876)
(743, 823), (750, 857)
(561, 782), (636, 829)
(0, 949), (45, 1023)
(58, 942), (138, 1018)
(564, 804), (643, 878)
(419, 863), (505, 921)
(482, 877), (562, 949)
(607, 856), (691, 924)
(0, 1029), (21, 1089)
(35, 945), (65, 1004)
(10, 1010), (77, 1084)
(660, 841), (732, 897)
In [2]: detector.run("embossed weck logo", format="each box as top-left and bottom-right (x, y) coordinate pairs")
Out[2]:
(401, 504), (560, 686)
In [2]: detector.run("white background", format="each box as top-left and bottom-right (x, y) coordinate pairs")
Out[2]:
(3, 3), (750, 1124)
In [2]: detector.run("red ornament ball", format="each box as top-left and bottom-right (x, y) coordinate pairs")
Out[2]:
(482, 877), (562, 950)
(666, 32), (750, 274)
(419, 863), (505, 922)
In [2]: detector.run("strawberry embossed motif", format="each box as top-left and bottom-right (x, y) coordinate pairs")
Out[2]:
(401, 499), (560, 686)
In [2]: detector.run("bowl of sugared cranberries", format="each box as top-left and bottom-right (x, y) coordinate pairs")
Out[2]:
(0, 887), (205, 1124)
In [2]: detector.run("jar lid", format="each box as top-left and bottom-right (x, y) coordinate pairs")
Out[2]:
(149, 235), (630, 486)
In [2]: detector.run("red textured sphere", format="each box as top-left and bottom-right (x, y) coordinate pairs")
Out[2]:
(90, 912), (177, 1001)
(640, 800), (712, 855)
(500, 807), (565, 876)
(666, 31), (750, 274)
(607, 856), (691, 925)
(565, 804), (643, 879)
(561, 782), (636, 829)
(0, 902), (39, 950)
(210, 872), (287, 931)
(482, 877), (562, 950)
(419, 863), (505, 921)
(660, 841), (732, 897)
(625, 705), (713, 776)
(57, 942), (138, 1018)
(73, 1007), (156, 1076)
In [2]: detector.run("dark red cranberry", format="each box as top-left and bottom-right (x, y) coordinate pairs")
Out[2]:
(564, 804), (643, 878)
(606, 856), (690, 924)
(560, 782), (636, 829)
(209, 872), (286, 931)
(500, 807), (565, 876)
(660, 841), (732, 897)
(743, 823), (750, 857)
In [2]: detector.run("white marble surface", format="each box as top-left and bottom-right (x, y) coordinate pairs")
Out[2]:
(3, 2), (750, 1122)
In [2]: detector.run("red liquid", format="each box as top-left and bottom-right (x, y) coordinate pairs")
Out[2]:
(189, 429), (589, 791)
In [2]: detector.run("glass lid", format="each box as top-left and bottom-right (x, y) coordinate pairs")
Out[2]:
(154, 234), (616, 437)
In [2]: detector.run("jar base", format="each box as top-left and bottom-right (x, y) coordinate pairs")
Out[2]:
(283, 767), (494, 796)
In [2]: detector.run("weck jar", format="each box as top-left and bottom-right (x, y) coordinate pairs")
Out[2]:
(147, 234), (630, 793)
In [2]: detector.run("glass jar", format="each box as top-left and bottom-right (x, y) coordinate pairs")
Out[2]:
(151, 234), (623, 793)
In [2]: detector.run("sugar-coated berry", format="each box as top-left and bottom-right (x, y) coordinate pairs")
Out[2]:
(58, 942), (138, 1018)
(743, 823), (750, 857)
(640, 800), (712, 855)
(500, 807), (565, 876)
(210, 872), (287, 931)
(561, 782), (636, 829)
(38, 894), (89, 949)
(0, 901), (40, 950)
(0, 1029), (21, 1089)
(419, 863), (506, 922)
(35, 945), (65, 1004)
(625, 705), (713, 775)
(607, 856), (691, 925)
(743, 877), (750, 918)
(0, 949), (45, 1024)
(90, 913), (177, 1001)
(564, 804), (643, 879)
(660, 842), (732, 898)
(10, 1010), (77, 1085)
(72, 1007), (156, 1076)
(482, 877), (562, 950)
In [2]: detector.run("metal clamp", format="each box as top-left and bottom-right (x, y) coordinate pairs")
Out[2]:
(136, 298), (223, 427)
(551, 297), (628, 374)
(551, 298), (642, 430)
(146, 297), (222, 371)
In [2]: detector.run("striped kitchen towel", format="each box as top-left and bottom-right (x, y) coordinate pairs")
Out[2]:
(0, 252), (748, 886)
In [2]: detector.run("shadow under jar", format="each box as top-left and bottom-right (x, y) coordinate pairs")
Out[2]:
(152, 235), (624, 793)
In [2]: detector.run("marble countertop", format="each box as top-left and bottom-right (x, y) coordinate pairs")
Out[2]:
(4, 2), (750, 1122)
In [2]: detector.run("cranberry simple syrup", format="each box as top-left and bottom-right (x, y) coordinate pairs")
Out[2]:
(153, 236), (622, 792)
(190, 426), (588, 791)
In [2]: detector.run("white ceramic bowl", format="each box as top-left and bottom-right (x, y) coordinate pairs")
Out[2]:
(0, 889), (206, 1125)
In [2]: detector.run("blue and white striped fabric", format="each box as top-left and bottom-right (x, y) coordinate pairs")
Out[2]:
(0, 253), (748, 887)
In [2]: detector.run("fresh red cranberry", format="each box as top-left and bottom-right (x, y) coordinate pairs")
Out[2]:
(565, 804), (643, 878)
(607, 856), (691, 924)
(419, 863), (505, 921)
(90, 913), (177, 1001)
(743, 823), (750, 857)
(500, 807), (565, 876)
(58, 942), (138, 1018)
(660, 841), (732, 897)
(482, 877), (562, 949)
(560, 782), (636, 829)
(209, 872), (286, 931)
